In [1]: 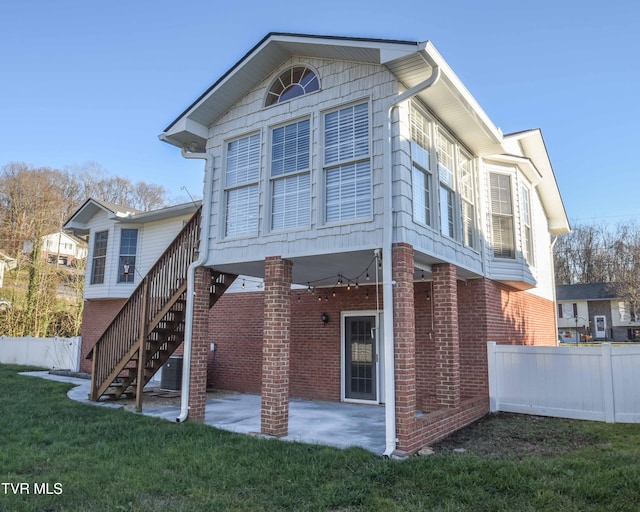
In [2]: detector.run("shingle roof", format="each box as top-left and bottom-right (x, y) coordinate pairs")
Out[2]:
(556, 283), (619, 301)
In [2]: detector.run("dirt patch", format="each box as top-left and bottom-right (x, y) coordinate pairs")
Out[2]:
(432, 412), (601, 459)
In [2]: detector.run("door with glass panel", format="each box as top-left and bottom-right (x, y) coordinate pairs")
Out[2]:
(344, 316), (376, 401)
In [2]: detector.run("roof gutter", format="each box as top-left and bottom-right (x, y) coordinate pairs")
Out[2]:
(382, 55), (440, 457)
(176, 146), (214, 423)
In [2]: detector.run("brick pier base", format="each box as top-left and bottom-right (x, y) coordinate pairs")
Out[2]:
(261, 256), (293, 437)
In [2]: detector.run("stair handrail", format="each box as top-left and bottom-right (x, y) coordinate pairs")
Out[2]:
(89, 206), (202, 400)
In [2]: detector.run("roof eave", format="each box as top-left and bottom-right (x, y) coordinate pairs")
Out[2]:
(504, 130), (571, 235)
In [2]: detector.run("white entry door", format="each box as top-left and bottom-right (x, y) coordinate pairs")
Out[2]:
(594, 315), (607, 338)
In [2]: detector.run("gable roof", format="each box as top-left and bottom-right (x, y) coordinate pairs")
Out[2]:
(159, 32), (569, 236)
(63, 198), (200, 236)
(159, 32), (504, 156)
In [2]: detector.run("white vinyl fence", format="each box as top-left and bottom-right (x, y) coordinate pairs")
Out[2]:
(0, 336), (81, 372)
(487, 342), (640, 423)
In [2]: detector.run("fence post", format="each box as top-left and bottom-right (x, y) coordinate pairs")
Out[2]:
(600, 343), (615, 423)
(487, 342), (498, 413)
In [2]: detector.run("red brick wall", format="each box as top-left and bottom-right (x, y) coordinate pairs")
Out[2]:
(457, 278), (557, 399)
(432, 263), (461, 409)
(209, 278), (556, 400)
(261, 256), (293, 437)
(392, 243), (417, 451)
(188, 267), (212, 422)
(209, 283), (379, 400)
(79, 298), (126, 373)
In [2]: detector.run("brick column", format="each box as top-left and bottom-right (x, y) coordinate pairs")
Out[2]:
(188, 267), (211, 422)
(432, 263), (461, 408)
(392, 243), (417, 452)
(261, 256), (293, 437)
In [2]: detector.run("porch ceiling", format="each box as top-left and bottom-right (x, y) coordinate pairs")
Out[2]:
(211, 248), (482, 289)
(210, 249), (379, 289)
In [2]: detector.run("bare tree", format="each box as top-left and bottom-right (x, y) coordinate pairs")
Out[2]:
(0, 161), (170, 336)
(606, 222), (640, 318)
(553, 222), (612, 285)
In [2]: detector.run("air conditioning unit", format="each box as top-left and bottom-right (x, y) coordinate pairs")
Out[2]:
(161, 355), (183, 391)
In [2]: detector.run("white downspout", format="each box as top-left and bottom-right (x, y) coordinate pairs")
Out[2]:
(382, 59), (440, 457)
(550, 235), (560, 346)
(176, 147), (214, 423)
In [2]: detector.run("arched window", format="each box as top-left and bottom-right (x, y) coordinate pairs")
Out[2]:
(265, 66), (319, 106)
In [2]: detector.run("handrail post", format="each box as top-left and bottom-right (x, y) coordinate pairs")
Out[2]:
(90, 343), (99, 401)
(135, 277), (149, 412)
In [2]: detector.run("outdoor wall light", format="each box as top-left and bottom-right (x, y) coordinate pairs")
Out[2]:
(321, 313), (329, 325)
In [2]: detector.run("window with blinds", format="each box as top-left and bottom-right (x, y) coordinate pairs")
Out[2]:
(225, 133), (260, 237)
(437, 130), (456, 238)
(490, 173), (515, 259)
(410, 105), (432, 226)
(458, 153), (476, 248)
(323, 102), (371, 223)
(270, 119), (311, 230)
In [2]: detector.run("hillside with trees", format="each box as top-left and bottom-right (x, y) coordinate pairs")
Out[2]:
(0, 161), (169, 337)
(554, 220), (640, 317)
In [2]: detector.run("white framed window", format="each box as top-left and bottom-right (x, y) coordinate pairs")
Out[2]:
(521, 184), (534, 265)
(323, 102), (371, 223)
(224, 133), (261, 237)
(265, 66), (319, 107)
(90, 230), (108, 285)
(437, 130), (456, 238)
(118, 229), (138, 283)
(410, 104), (433, 226)
(458, 152), (476, 248)
(490, 173), (515, 259)
(270, 119), (311, 230)
(412, 165), (431, 226)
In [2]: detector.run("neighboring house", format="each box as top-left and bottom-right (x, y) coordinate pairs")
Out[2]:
(23, 231), (88, 267)
(63, 198), (201, 364)
(557, 283), (640, 342)
(0, 251), (17, 289)
(75, 33), (570, 456)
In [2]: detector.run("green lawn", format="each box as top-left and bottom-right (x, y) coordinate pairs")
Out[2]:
(1, 364), (640, 511)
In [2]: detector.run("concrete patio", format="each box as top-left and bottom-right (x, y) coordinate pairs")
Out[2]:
(23, 371), (387, 454)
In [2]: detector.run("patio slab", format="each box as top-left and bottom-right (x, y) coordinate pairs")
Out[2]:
(22, 371), (386, 454)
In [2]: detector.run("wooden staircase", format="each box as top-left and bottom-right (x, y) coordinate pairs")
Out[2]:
(87, 207), (236, 409)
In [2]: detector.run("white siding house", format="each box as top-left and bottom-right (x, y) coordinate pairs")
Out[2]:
(66, 33), (570, 455)
(155, 33), (570, 455)
(64, 199), (200, 300)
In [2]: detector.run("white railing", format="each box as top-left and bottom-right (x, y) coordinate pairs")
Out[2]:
(0, 336), (81, 372)
(487, 342), (640, 423)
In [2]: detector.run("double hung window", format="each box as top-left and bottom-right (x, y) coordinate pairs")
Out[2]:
(225, 134), (261, 237)
(270, 119), (311, 230)
(118, 229), (138, 283)
(323, 102), (371, 223)
(458, 153), (476, 248)
(521, 185), (534, 265)
(90, 231), (108, 285)
(490, 173), (516, 259)
(437, 131), (456, 238)
(410, 106), (432, 226)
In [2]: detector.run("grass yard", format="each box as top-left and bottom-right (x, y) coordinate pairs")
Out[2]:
(1, 364), (640, 511)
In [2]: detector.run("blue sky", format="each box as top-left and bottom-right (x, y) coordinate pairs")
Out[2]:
(1, 0), (638, 226)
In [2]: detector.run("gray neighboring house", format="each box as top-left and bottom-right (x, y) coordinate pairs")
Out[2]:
(556, 283), (640, 342)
